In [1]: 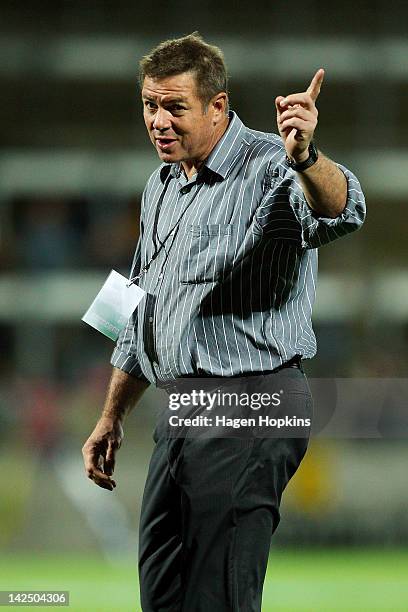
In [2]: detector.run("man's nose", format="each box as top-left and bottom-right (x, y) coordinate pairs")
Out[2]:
(152, 108), (171, 131)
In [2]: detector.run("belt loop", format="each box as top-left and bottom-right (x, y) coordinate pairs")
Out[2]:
(274, 354), (303, 373)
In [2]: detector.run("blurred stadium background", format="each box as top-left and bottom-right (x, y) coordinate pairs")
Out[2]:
(1, 2), (408, 610)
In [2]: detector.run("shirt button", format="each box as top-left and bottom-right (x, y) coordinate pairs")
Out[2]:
(158, 273), (163, 280)
(149, 316), (153, 323)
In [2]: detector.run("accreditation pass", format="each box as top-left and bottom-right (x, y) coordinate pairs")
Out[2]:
(82, 270), (146, 341)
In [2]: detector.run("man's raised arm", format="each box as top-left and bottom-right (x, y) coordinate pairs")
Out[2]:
(275, 68), (347, 218)
(82, 367), (149, 491)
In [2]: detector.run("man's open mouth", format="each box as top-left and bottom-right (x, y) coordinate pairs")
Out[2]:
(156, 138), (177, 150)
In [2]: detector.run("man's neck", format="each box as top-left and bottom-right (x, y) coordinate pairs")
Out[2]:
(181, 115), (230, 180)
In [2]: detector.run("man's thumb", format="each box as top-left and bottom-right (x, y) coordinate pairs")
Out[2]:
(104, 442), (116, 475)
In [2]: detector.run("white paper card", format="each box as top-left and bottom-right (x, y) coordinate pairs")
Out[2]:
(82, 270), (146, 341)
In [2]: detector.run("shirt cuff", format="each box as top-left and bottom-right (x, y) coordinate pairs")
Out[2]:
(308, 164), (365, 222)
(110, 348), (149, 382)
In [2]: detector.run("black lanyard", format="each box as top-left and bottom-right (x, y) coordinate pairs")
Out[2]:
(127, 170), (205, 286)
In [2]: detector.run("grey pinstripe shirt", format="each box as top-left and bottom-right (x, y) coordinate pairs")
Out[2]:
(111, 111), (366, 384)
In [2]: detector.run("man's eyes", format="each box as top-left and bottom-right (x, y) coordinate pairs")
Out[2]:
(144, 101), (186, 112)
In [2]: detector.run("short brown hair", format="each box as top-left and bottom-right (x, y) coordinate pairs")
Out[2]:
(139, 32), (229, 112)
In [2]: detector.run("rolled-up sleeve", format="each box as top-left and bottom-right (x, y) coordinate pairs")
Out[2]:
(110, 237), (149, 382)
(287, 163), (366, 249)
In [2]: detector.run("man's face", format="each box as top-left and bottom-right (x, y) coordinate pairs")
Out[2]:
(141, 72), (224, 166)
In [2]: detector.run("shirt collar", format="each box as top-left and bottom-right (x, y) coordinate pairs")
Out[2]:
(159, 111), (246, 183)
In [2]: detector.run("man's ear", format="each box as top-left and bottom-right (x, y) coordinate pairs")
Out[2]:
(211, 92), (228, 123)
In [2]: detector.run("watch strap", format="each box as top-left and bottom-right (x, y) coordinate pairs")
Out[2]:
(286, 141), (319, 172)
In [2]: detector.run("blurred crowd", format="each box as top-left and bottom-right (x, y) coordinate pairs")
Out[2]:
(0, 194), (141, 271)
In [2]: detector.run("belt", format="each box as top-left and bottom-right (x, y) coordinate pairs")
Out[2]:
(272, 354), (303, 373)
(159, 355), (303, 393)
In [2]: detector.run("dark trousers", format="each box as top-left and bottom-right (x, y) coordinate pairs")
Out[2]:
(139, 367), (313, 611)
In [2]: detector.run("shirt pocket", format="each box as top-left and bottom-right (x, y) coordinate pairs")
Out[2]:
(178, 224), (234, 284)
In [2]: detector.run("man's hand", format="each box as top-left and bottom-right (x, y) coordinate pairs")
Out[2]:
(275, 68), (324, 163)
(81, 367), (149, 491)
(82, 416), (124, 491)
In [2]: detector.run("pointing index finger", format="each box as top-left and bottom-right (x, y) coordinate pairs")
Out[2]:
(306, 68), (325, 102)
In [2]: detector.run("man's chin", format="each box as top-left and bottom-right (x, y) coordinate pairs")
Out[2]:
(157, 150), (180, 163)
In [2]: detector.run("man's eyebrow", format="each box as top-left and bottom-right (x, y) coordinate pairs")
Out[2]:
(142, 94), (188, 104)
(165, 98), (188, 104)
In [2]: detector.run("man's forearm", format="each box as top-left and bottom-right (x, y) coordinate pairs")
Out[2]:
(101, 366), (150, 422)
(296, 152), (347, 219)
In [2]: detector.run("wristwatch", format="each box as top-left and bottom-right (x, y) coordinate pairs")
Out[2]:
(286, 141), (319, 172)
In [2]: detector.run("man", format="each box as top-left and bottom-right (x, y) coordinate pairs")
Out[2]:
(82, 33), (365, 611)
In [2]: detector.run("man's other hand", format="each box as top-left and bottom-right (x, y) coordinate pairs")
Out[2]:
(275, 68), (324, 163)
(82, 416), (124, 491)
